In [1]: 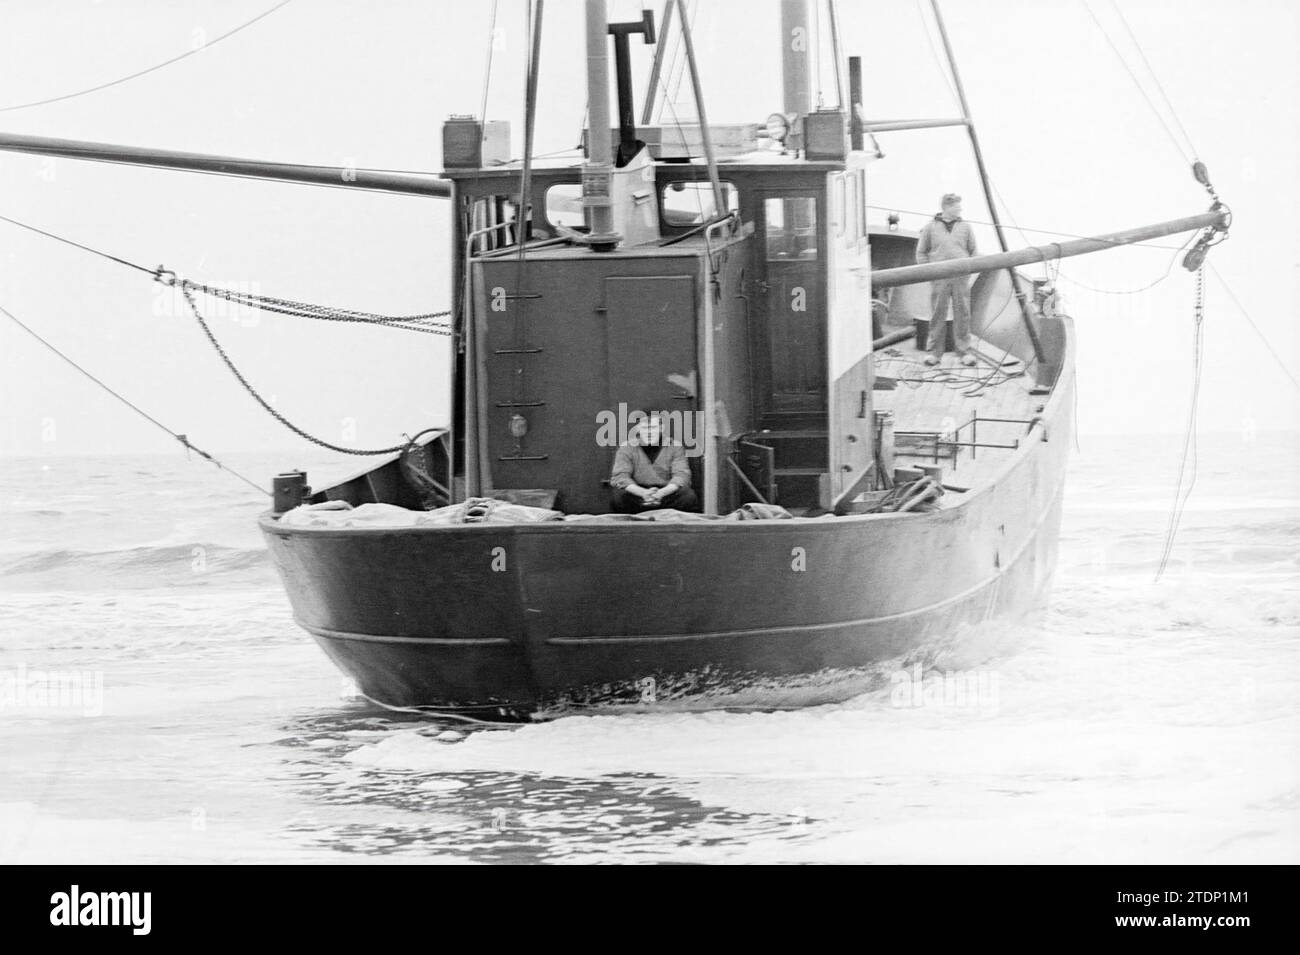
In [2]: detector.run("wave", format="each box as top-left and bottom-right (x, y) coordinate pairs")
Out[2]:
(0, 543), (270, 589)
(0, 506), (114, 518)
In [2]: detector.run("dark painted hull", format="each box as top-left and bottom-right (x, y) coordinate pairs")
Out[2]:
(260, 358), (1074, 718)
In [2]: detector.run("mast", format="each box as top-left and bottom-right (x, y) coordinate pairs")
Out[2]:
(520, 0), (544, 236)
(871, 210), (1228, 289)
(0, 131), (450, 198)
(929, 0), (1044, 363)
(825, 0), (846, 110)
(781, 0), (812, 152)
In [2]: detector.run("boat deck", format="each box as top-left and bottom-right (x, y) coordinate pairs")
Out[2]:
(872, 335), (1050, 506)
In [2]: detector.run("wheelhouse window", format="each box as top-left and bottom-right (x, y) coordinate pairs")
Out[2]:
(544, 183), (585, 230)
(661, 180), (739, 227)
(765, 196), (818, 260)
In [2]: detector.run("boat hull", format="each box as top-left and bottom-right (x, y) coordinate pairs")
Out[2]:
(260, 369), (1073, 717)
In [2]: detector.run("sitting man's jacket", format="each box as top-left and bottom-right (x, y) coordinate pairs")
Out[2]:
(916, 215), (977, 264)
(610, 442), (692, 490)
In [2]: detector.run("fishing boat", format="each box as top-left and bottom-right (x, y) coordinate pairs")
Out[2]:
(0, 0), (1229, 719)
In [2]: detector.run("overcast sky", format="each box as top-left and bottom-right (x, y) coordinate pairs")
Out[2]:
(0, 0), (1295, 464)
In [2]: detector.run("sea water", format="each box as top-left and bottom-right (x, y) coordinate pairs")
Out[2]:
(0, 432), (1296, 863)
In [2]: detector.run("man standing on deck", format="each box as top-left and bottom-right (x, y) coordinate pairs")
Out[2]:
(916, 193), (978, 367)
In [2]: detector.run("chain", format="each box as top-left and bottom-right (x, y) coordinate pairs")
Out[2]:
(179, 283), (413, 455)
(159, 269), (452, 336)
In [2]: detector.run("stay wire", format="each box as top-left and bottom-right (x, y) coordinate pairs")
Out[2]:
(0, 0), (295, 113)
(916, 0), (961, 107)
(1207, 262), (1300, 394)
(1080, 0), (1192, 165)
(0, 212), (155, 276)
(479, 0), (499, 130)
(0, 300), (269, 497)
(1108, 0), (1200, 160)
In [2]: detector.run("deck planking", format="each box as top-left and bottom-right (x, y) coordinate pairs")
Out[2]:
(873, 335), (1046, 505)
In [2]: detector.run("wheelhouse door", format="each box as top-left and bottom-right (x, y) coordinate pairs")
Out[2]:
(758, 192), (826, 414)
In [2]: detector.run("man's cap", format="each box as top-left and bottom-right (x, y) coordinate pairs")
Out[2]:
(941, 192), (962, 206)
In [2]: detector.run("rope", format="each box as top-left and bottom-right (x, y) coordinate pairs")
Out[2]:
(1155, 265), (1205, 581)
(866, 477), (944, 513)
(0, 301), (269, 497)
(0, 0), (294, 113)
(178, 283), (411, 456)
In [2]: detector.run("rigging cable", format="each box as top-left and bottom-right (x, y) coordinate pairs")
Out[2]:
(0, 301), (268, 497)
(0, 212), (155, 276)
(1155, 266), (1205, 581)
(661, 0), (697, 122)
(0, 212), (449, 454)
(1107, 0), (1200, 160)
(479, 0), (500, 131)
(915, 0), (961, 105)
(1208, 262), (1300, 394)
(0, 0), (295, 114)
(0, 211), (449, 332)
(1079, 0), (1193, 165)
(1074, 3), (1293, 572)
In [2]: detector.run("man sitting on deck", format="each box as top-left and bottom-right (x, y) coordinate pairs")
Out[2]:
(609, 413), (699, 514)
(916, 193), (979, 368)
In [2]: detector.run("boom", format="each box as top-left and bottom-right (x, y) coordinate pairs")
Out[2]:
(0, 130), (451, 198)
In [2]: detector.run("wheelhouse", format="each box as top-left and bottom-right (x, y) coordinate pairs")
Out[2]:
(444, 147), (879, 516)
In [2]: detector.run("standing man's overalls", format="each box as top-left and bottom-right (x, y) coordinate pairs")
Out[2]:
(916, 194), (978, 365)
